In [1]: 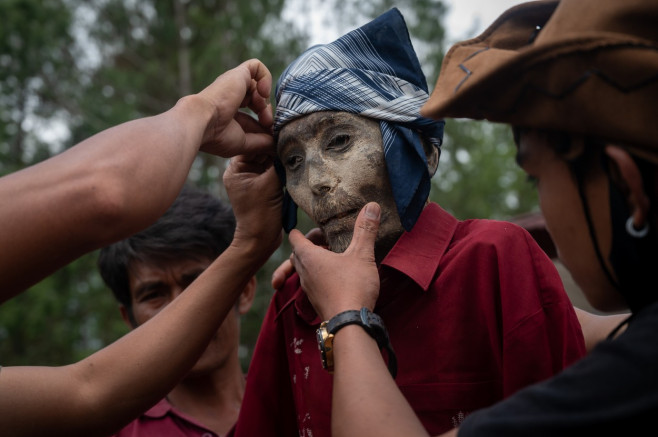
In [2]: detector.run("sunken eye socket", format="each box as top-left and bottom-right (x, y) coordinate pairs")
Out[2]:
(285, 155), (303, 170)
(328, 134), (350, 150)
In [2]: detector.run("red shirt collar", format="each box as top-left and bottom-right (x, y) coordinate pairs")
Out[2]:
(381, 202), (458, 291)
(280, 203), (458, 325)
(142, 398), (174, 418)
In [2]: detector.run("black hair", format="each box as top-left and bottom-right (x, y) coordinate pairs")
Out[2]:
(98, 185), (236, 311)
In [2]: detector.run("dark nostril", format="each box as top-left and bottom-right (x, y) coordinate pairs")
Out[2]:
(312, 184), (332, 195)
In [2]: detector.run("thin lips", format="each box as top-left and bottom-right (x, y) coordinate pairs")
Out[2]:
(318, 208), (359, 226)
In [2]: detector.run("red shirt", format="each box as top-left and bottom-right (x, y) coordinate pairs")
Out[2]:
(112, 398), (218, 437)
(229, 203), (586, 436)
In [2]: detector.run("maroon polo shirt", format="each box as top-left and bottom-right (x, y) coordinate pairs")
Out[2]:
(229, 203), (586, 437)
(112, 398), (218, 437)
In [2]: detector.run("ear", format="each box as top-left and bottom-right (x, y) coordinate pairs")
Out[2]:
(422, 138), (440, 177)
(237, 276), (257, 315)
(605, 146), (651, 229)
(119, 304), (138, 329)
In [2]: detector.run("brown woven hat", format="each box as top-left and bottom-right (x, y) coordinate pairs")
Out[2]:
(422, 0), (658, 162)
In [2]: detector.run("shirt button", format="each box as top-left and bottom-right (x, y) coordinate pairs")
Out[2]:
(201, 433), (214, 437)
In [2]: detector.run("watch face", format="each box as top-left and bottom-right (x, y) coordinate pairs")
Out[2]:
(316, 327), (326, 351)
(316, 323), (334, 371)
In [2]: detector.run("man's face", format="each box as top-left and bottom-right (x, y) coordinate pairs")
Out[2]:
(277, 111), (403, 257)
(516, 129), (626, 311)
(123, 257), (242, 377)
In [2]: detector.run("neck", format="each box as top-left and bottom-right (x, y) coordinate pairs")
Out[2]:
(374, 228), (404, 265)
(167, 358), (245, 435)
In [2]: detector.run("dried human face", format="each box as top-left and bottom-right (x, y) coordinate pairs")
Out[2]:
(277, 111), (404, 259)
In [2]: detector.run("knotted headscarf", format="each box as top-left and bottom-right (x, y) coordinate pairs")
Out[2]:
(274, 8), (445, 232)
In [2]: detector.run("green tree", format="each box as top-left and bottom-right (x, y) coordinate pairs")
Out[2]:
(0, 256), (127, 365)
(70, 0), (308, 189)
(0, 0), (80, 174)
(0, 0), (308, 370)
(70, 0), (309, 371)
(436, 120), (538, 220)
(0, 0), (104, 366)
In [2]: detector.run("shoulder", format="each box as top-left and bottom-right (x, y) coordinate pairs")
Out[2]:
(454, 218), (540, 257)
(460, 217), (532, 239)
(446, 218), (561, 291)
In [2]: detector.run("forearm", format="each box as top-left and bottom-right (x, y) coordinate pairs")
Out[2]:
(574, 307), (630, 351)
(331, 325), (430, 437)
(82, 242), (264, 431)
(0, 239), (268, 437)
(73, 95), (213, 218)
(0, 96), (212, 300)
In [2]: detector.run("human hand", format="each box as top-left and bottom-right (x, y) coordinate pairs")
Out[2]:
(197, 59), (274, 157)
(271, 228), (326, 290)
(290, 202), (381, 320)
(224, 154), (283, 262)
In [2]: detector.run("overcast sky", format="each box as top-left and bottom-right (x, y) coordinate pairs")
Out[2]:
(298, 0), (525, 45)
(444, 0), (524, 42)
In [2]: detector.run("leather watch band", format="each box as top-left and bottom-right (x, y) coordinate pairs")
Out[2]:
(316, 307), (397, 378)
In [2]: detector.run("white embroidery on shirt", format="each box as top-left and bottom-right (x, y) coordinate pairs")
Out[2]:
(299, 413), (313, 437)
(451, 410), (466, 428)
(304, 366), (310, 380)
(291, 337), (304, 354)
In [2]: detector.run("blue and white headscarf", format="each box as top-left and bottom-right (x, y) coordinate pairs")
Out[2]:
(274, 8), (445, 232)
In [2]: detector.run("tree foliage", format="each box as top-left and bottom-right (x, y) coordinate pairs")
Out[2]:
(436, 120), (538, 220)
(0, 0), (308, 370)
(0, 0), (80, 173)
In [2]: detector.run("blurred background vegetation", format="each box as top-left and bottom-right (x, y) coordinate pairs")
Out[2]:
(0, 0), (537, 370)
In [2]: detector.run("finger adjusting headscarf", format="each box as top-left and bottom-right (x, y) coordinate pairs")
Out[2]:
(274, 8), (445, 232)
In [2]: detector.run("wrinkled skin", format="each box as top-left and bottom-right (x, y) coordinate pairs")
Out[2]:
(277, 112), (404, 261)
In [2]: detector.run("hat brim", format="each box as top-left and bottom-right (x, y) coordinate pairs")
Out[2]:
(423, 0), (658, 160)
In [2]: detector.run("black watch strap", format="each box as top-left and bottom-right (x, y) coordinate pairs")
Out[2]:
(319, 307), (397, 378)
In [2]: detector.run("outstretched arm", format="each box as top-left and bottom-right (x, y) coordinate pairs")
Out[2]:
(0, 151), (282, 437)
(0, 60), (282, 437)
(290, 203), (445, 437)
(0, 59), (273, 302)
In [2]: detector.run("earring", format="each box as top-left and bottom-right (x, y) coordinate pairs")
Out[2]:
(626, 216), (649, 238)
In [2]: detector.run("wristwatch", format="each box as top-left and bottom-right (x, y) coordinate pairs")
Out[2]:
(316, 307), (397, 378)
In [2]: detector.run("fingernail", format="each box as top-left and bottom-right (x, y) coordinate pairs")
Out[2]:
(365, 203), (380, 219)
